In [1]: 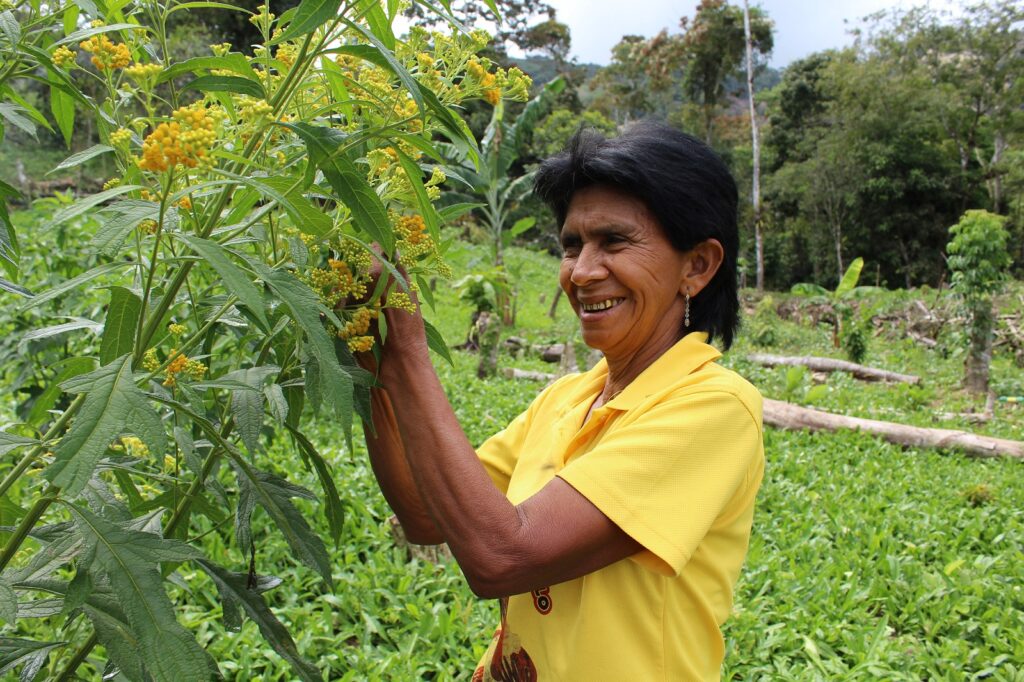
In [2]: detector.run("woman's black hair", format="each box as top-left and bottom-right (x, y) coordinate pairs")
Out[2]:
(533, 120), (740, 349)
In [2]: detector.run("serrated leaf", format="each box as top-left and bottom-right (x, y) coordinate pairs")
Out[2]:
(230, 460), (332, 584)
(257, 266), (353, 439)
(0, 579), (16, 623)
(0, 104), (37, 140)
(0, 276), (30, 297)
(180, 235), (269, 330)
(284, 424), (344, 545)
(44, 356), (168, 496)
(48, 71), (75, 148)
(195, 559), (320, 681)
(257, 176), (332, 237)
(26, 356), (94, 428)
(55, 23), (145, 46)
(50, 185), (142, 228)
(273, 0), (343, 43)
(184, 75), (265, 99)
(68, 505), (209, 682)
(51, 145), (114, 174)
(0, 638), (64, 680)
(81, 602), (146, 682)
(283, 123), (393, 252)
(423, 318), (453, 366)
(0, 10), (20, 45)
(90, 200), (160, 256)
(264, 384), (288, 424)
(224, 366), (279, 455)
(18, 317), (101, 353)
(0, 431), (39, 456)
(158, 52), (256, 82)
(8, 530), (82, 584)
(16, 598), (63, 619)
(99, 287), (141, 365)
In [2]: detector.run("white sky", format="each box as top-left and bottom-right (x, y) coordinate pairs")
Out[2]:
(531, 0), (964, 67)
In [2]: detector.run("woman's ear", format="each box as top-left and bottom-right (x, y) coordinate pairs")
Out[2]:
(679, 239), (724, 296)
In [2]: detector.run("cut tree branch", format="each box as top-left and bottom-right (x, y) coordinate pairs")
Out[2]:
(764, 399), (1023, 459)
(747, 353), (920, 384)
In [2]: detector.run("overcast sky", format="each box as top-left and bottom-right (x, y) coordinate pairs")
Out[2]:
(536, 0), (963, 67)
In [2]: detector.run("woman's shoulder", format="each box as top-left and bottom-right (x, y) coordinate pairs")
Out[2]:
(671, 359), (763, 420)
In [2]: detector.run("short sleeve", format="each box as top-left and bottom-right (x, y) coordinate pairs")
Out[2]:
(557, 389), (762, 577)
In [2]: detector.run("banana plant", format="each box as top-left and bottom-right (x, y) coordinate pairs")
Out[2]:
(791, 257), (881, 348)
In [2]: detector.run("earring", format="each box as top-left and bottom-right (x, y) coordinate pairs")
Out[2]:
(684, 291), (691, 328)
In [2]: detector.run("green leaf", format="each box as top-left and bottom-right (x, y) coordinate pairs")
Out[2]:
(284, 423), (344, 545)
(48, 71), (75, 148)
(254, 176), (332, 238)
(230, 459), (332, 584)
(503, 216), (535, 247)
(19, 261), (135, 312)
(18, 317), (101, 350)
(55, 23), (146, 46)
(423, 318), (453, 366)
(273, 0), (344, 44)
(835, 257), (864, 296)
(184, 75), (265, 99)
(0, 579), (16, 623)
(81, 602), (146, 682)
(50, 144), (114, 174)
(195, 559), (321, 681)
(100, 287), (141, 365)
(0, 104), (36, 140)
(0, 10), (21, 45)
(790, 282), (829, 297)
(89, 200), (160, 257)
(438, 202), (484, 222)
(180, 235), (269, 330)
(264, 384), (289, 425)
(51, 184), (143, 227)
(0, 431), (39, 456)
(44, 356), (167, 496)
(223, 366), (279, 455)
(257, 266), (354, 439)
(158, 52), (257, 82)
(0, 638), (64, 681)
(283, 123), (393, 252)
(68, 505), (210, 682)
(393, 149), (441, 241)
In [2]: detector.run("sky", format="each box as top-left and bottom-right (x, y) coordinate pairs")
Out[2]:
(533, 0), (963, 67)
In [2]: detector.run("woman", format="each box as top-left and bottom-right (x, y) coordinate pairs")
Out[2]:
(360, 121), (764, 680)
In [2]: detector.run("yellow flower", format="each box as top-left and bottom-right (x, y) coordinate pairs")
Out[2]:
(102, 177), (122, 190)
(347, 335), (374, 353)
(124, 62), (163, 82)
(387, 290), (416, 313)
(80, 34), (131, 71)
(177, 196), (192, 210)
(142, 347), (160, 371)
(120, 436), (150, 458)
(137, 103), (221, 173)
(109, 127), (132, 147)
(210, 43), (232, 57)
(53, 45), (77, 69)
(168, 323), (187, 336)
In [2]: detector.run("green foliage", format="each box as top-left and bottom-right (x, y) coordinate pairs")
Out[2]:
(948, 210), (1011, 302)
(532, 108), (616, 159)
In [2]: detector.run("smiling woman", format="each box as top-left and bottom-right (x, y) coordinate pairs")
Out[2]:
(359, 121), (763, 681)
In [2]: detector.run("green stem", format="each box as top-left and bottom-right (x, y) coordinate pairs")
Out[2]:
(0, 488), (60, 572)
(0, 394), (85, 500)
(55, 632), (97, 682)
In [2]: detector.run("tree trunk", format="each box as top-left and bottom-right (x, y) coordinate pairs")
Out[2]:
(475, 311), (501, 379)
(746, 353), (920, 384)
(547, 286), (563, 319)
(964, 297), (994, 394)
(763, 399), (1023, 459)
(743, 0), (764, 292)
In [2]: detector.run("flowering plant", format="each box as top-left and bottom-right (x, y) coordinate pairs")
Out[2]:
(0, 0), (528, 678)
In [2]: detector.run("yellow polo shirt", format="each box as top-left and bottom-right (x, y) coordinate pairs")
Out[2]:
(471, 332), (764, 681)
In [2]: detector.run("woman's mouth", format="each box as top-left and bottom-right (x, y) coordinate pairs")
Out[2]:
(580, 298), (624, 313)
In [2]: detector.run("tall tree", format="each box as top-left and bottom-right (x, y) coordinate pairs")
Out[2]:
(681, 0), (772, 144)
(588, 31), (686, 123)
(404, 0), (555, 54)
(742, 0), (765, 290)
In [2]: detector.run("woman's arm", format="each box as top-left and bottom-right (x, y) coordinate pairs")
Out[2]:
(363, 385), (444, 545)
(375, 304), (641, 598)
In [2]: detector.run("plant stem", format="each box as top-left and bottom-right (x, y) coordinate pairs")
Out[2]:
(0, 393), (85, 500)
(55, 632), (98, 682)
(0, 487), (60, 572)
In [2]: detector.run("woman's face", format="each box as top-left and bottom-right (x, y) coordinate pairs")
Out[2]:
(558, 185), (692, 365)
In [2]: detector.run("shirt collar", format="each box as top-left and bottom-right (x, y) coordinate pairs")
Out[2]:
(588, 332), (722, 411)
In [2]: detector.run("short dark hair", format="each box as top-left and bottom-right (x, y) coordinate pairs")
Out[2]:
(533, 120), (740, 349)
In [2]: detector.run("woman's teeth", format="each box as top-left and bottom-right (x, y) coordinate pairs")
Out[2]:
(581, 298), (622, 312)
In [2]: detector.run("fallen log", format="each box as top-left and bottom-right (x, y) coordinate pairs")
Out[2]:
(748, 353), (920, 384)
(763, 399), (1023, 459)
(501, 368), (555, 381)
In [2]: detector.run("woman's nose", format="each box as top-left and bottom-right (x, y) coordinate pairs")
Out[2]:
(570, 244), (607, 286)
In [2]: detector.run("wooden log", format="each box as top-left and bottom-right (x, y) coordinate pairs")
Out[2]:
(500, 368), (555, 381)
(763, 399), (1023, 459)
(747, 353), (920, 384)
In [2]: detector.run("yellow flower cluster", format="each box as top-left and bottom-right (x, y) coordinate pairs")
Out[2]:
(275, 42), (299, 67)
(109, 127), (132, 147)
(117, 435), (150, 458)
(337, 305), (375, 340)
(394, 214), (436, 267)
(138, 219), (158, 234)
(210, 43), (232, 57)
(386, 290), (416, 313)
(124, 62), (162, 82)
(347, 335), (374, 353)
(53, 45), (77, 68)
(177, 196), (192, 210)
(162, 349), (207, 387)
(168, 323), (187, 336)
(142, 347), (161, 370)
(138, 103), (221, 173)
(339, 238), (372, 272)
(102, 177), (121, 190)
(80, 34), (131, 72)
(464, 58), (531, 106)
(307, 258), (368, 307)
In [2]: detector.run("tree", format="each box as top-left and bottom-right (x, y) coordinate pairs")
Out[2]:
(681, 0), (773, 144)
(742, 0), (764, 290)
(947, 210), (1012, 394)
(404, 0), (555, 54)
(588, 31), (686, 123)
